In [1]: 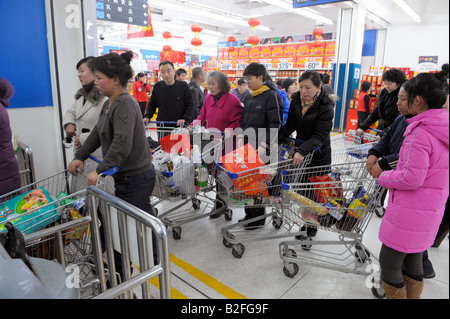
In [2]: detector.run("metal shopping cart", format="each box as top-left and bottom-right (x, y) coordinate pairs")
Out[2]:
(277, 160), (384, 295)
(148, 123), (226, 240)
(0, 156), (117, 297)
(331, 129), (380, 164)
(218, 139), (319, 258)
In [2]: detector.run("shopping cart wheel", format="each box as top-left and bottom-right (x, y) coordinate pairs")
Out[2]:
(172, 227), (182, 240)
(272, 216), (283, 229)
(192, 198), (201, 210)
(231, 244), (245, 258)
(223, 237), (232, 248)
(283, 263), (299, 278)
(224, 209), (233, 221)
(355, 245), (370, 263)
(375, 206), (385, 218)
(298, 236), (312, 251)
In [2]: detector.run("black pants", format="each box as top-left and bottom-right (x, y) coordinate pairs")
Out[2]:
(138, 101), (147, 117)
(357, 111), (369, 128)
(380, 244), (423, 286)
(99, 168), (157, 284)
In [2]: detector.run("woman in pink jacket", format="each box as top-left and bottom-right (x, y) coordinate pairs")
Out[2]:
(377, 73), (449, 299)
(192, 71), (243, 219)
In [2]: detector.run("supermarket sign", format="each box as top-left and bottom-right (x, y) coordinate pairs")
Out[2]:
(293, 0), (346, 8)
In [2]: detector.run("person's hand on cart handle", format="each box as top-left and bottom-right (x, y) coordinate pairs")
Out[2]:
(177, 119), (185, 127)
(68, 159), (84, 176)
(355, 128), (365, 137)
(87, 171), (99, 186)
(143, 118), (150, 126)
(293, 152), (305, 166)
(65, 123), (77, 137)
(366, 155), (378, 174)
(370, 162), (383, 178)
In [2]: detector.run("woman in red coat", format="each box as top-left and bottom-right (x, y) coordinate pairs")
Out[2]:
(132, 72), (151, 117)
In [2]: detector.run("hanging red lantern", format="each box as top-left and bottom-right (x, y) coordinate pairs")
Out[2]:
(312, 28), (323, 39)
(248, 18), (261, 32)
(227, 36), (236, 44)
(247, 35), (260, 48)
(191, 37), (203, 47)
(191, 24), (203, 36)
(228, 46), (236, 52)
(163, 45), (172, 53)
(162, 31), (172, 40)
(312, 40), (323, 48)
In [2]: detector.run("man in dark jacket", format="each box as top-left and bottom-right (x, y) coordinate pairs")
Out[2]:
(236, 62), (282, 229)
(189, 67), (206, 122)
(143, 61), (194, 127)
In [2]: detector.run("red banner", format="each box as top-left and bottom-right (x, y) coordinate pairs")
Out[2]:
(159, 50), (186, 64)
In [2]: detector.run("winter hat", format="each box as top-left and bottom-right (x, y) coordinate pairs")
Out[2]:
(0, 78), (15, 107)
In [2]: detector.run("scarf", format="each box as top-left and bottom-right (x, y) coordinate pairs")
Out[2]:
(250, 85), (270, 97)
(212, 92), (224, 104)
(301, 91), (320, 115)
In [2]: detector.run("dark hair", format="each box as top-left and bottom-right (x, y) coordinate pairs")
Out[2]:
(281, 78), (295, 91)
(403, 73), (448, 109)
(137, 72), (145, 78)
(76, 56), (95, 72)
(382, 68), (407, 86)
(159, 60), (174, 69)
(243, 62), (267, 81)
(192, 67), (204, 80)
(299, 70), (321, 87)
(176, 68), (187, 77)
(92, 51), (134, 87)
(440, 63), (449, 92)
(276, 79), (283, 86)
(361, 81), (371, 92)
(237, 78), (247, 86)
(208, 71), (231, 93)
(320, 73), (331, 84)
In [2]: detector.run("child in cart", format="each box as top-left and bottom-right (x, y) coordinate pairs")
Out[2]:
(236, 62), (282, 229)
(377, 73), (449, 299)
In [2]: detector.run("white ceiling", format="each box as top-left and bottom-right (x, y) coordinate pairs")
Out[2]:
(97, 0), (449, 56)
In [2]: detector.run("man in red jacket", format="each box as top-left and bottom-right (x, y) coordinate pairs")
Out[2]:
(133, 72), (151, 117)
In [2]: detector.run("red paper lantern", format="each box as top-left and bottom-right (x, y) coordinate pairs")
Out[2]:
(191, 24), (203, 35)
(191, 38), (203, 47)
(248, 18), (261, 30)
(312, 40), (323, 48)
(228, 46), (236, 52)
(162, 31), (172, 40)
(163, 45), (172, 53)
(227, 36), (236, 43)
(312, 28), (323, 39)
(247, 35), (260, 47)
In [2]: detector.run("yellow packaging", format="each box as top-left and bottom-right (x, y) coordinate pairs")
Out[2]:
(347, 195), (369, 219)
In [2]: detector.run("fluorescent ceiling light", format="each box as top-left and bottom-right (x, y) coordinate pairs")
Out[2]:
(150, 0), (271, 31)
(263, 0), (333, 25)
(392, 0), (421, 23)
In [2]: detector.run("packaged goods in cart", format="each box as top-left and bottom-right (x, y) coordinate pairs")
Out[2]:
(347, 194), (370, 219)
(308, 172), (343, 204)
(286, 191), (328, 215)
(0, 187), (58, 234)
(221, 144), (271, 189)
(160, 133), (192, 158)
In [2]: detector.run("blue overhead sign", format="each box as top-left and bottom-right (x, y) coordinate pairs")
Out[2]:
(293, 0), (346, 8)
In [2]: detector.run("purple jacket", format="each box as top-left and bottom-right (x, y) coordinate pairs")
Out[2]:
(0, 104), (21, 197)
(378, 108), (449, 253)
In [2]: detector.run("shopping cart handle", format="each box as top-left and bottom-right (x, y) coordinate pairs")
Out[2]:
(215, 163), (239, 179)
(281, 181), (290, 191)
(149, 121), (179, 125)
(368, 128), (383, 133)
(287, 137), (322, 151)
(88, 155), (118, 176)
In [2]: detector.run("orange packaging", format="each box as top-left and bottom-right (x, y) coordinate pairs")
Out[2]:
(272, 46), (284, 58)
(221, 144), (269, 190)
(259, 45), (272, 58)
(249, 46), (260, 58)
(238, 47), (249, 59)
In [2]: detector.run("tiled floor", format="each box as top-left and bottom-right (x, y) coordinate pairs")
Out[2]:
(150, 191), (449, 299)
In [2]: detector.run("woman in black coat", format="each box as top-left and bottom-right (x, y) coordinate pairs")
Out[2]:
(278, 71), (334, 168)
(278, 71), (334, 238)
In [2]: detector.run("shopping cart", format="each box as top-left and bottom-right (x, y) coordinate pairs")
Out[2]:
(148, 123), (226, 240)
(0, 156), (117, 297)
(331, 129), (380, 164)
(277, 161), (384, 292)
(219, 139), (319, 258)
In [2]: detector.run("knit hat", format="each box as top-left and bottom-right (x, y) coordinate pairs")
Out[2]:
(0, 78), (15, 107)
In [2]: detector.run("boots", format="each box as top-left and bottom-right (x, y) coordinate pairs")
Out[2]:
(403, 275), (424, 299)
(382, 281), (407, 299)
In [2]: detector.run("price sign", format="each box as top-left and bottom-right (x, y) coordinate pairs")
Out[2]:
(261, 63), (273, 70)
(236, 63), (248, 70)
(305, 58), (323, 70)
(221, 64), (233, 70)
(278, 62), (293, 70)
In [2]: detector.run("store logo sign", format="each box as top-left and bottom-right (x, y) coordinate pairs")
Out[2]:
(66, 4), (81, 29)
